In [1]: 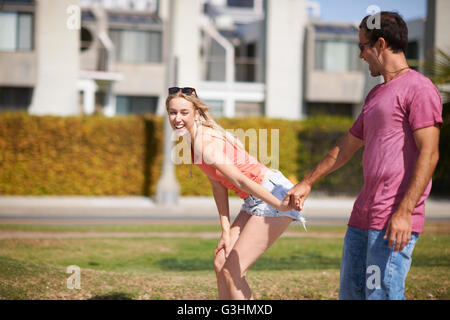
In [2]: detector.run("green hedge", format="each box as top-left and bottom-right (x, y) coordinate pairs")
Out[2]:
(0, 113), (163, 195)
(0, 112), (447, 197)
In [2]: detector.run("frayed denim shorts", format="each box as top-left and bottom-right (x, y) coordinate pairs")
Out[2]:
(240, 170), (307, 230)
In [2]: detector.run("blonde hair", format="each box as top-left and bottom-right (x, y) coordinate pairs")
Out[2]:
(166, 92), (244, 149)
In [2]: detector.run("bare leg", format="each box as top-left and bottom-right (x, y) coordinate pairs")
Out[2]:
(214, 211), (251, 299)
(221, 215), (293, 299)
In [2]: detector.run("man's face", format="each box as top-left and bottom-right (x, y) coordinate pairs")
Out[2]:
(358, 29), (381, 77)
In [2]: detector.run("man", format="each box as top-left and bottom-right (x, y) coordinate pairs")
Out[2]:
(288, 11), (443, 300)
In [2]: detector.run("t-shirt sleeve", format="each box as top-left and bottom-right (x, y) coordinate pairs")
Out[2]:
(349, 110), (364, 140)
(408, 85), (443, 131)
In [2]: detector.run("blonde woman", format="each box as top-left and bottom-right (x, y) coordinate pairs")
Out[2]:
(166, 87), (306, 300)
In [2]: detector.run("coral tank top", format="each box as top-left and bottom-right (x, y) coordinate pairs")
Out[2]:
(193, 127), (269, 199)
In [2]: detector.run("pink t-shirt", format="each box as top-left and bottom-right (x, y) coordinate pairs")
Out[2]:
(349, 69), (443, 234)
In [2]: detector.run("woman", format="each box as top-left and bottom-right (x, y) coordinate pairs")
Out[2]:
(166, 86), (306, 300)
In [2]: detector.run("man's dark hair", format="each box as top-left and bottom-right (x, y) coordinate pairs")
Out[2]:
(359, 11), (408, 54)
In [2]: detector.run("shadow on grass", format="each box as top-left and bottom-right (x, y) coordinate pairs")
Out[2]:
(88, 292), (133, 300)
(158, 252), (342, 271)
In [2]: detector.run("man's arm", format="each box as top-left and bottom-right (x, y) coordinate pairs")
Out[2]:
(287, 132), (364, 210)
(384, 125), (440, 252)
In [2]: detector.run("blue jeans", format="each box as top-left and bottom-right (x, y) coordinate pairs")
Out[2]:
(339, 226), (419, 300)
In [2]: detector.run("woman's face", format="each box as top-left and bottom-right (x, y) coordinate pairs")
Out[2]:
(167, 97), (198, 137)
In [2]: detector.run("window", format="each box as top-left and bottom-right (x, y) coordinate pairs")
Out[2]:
(205, 38), (226, 81)
(314, 40), (360, 72)
(406, 41), (419, 70)
(227, 0), (254, 8)
(203, 100), (224, 117)
(80, 27), (93, 51)
(235, 42), (261, 82)
(116, 96), (158, 115)
(0, 11), (33, 51)
(0, 86), (33, 111)
(235, 101), (262, 117)
(109, 29), (162, 63)
(406, 41), (419, 60)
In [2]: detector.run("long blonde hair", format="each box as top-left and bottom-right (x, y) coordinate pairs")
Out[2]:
(165, 92), (244, 149)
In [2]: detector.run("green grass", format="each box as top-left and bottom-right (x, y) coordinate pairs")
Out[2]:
(0, 223), (222, 233)
(0, 223), (448, 300)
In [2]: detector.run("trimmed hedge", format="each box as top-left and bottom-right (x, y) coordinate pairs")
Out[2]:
(0, 113), (163, 195)
(0, 112), (447, 197)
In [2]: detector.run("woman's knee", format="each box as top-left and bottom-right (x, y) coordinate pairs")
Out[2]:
(221, 252), (247, 282)
(214, 251), (226, 274)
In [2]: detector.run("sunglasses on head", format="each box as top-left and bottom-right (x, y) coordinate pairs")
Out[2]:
(168, 87), (198, 97)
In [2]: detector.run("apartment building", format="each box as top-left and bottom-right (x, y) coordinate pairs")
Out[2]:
(0, 0), (447, 119)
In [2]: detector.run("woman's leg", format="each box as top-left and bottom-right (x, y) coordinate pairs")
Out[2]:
(221, 215), (293, 299)
(214, 210), (252, 299)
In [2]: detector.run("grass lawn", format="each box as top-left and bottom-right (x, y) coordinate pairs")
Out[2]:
(0, 222), (448, 300)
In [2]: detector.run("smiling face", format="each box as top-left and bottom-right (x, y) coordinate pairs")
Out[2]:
(359, 29), (381, 77)
(167, 97), (198, 138)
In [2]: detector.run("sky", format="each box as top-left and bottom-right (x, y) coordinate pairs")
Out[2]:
(312, 0), (427, 23)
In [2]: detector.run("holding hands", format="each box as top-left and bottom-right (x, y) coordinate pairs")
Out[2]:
(275, 180), (312, 212)
(286, 180), (312, 211)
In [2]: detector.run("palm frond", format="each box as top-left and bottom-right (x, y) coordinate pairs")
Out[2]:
(424, 49), (450, 103)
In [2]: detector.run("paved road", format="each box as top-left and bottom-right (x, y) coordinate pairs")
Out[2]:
(0, 196), (449, 225)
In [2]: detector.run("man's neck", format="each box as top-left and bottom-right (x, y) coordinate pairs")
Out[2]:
(381, 53), (410, 83)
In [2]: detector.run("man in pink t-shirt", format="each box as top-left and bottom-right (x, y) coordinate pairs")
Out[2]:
(288, 12), (442, 300)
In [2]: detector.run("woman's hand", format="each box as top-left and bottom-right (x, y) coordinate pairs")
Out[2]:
(287, 181), (312, 211)
(277, 194), (293, 211)
(214, 231), (232, 258)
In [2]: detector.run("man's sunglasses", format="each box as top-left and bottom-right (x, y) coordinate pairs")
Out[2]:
(168, 87), (198, 97)
(358, 41), (372, 53)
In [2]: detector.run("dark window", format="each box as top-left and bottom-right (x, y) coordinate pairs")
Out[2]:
(406, 41), (419, 60)
(406, 41), (420, 70)
(235, 42), (259, 82)
(1, 0), (35, 4)
(80, 27), (93, 51)
(116, 96), (158, 115)
(227, 0), (254, 8)
(0, 86), (33, 111)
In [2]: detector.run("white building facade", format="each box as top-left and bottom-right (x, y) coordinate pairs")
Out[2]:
(0, 0), (446, 119)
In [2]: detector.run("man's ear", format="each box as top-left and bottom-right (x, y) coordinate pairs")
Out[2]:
(378, 37), (387, 51)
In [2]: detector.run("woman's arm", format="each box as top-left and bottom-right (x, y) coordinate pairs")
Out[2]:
(208, 177), (233, 257)
(209, 177), (231, 234)
(195, 132), (290, 211)
(213, 163), (289, 211)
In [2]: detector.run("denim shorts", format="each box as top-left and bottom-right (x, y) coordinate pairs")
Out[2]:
(240, 170), (307, 230)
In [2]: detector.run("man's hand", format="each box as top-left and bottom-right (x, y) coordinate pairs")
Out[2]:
(384, 209), (412, 252)
(383, 125), (440, 252)
(287, 181), (312, 211)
